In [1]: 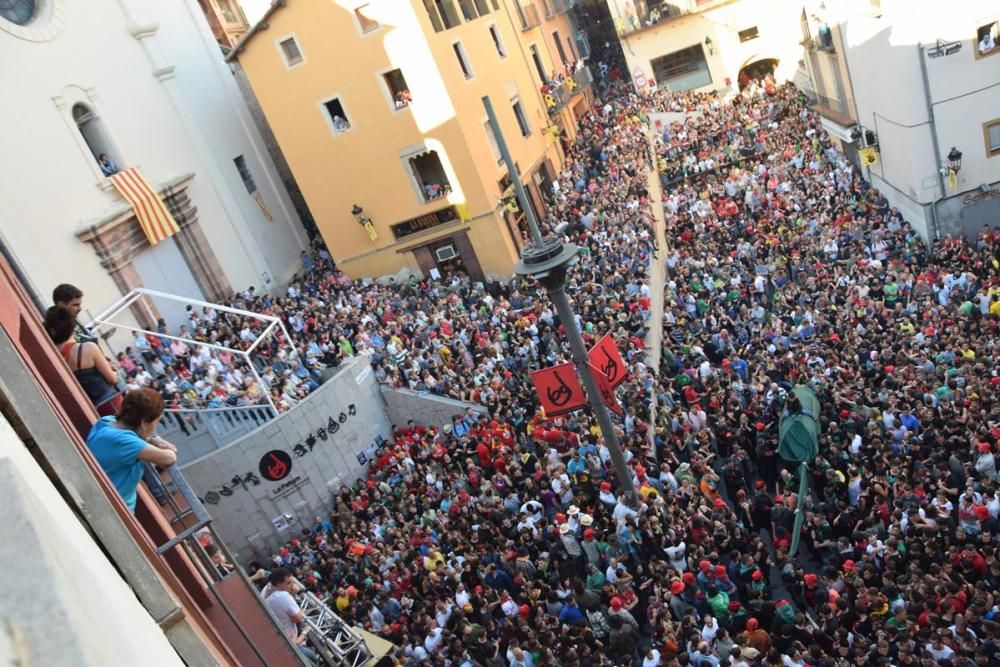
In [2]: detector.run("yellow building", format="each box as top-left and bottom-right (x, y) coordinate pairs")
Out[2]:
(228, 0), (593, 281)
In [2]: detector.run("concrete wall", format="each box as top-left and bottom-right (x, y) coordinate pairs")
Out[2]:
(0, 413), (182, 666)
(181, 355), (391, 563)
(381, 387), (488, 432)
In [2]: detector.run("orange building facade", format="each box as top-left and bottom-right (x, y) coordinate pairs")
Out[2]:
(229, 0), (592, 281)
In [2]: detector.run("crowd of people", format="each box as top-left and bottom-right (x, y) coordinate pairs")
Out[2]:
(240, 46), (1000, 667)
(45, 37), (1000, 666)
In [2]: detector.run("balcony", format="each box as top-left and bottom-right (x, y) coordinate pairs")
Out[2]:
(543, 0), (570, 18)
(407, 149), (453, 203)
(616, 1), (687, 38)
(543, 66), (592, 115)
(571, 65), (593, 94)
(518, 2), (542, 30)
(809, 93), (856, 127)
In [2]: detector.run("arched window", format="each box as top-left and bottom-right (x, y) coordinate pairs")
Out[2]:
(72, 103), (122, 177)
(0, 0), (36, 26)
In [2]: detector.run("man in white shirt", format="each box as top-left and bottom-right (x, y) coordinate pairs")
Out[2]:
(264, 568), (319, 663)
(979, 29), (996, 54)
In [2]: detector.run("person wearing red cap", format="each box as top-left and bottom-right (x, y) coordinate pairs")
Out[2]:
(608, 595), (639, 631)
(745, 617), (771, 655)
(975, 441), (996, 480)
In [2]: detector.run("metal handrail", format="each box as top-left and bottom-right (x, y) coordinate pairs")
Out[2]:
(146, 464), (309, 666)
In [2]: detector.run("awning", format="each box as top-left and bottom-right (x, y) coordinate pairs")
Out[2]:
(819, 116), (857, 144)
(108, 167), (180, 245)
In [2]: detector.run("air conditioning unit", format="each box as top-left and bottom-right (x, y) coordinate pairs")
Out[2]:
(435, 244), (458, 262)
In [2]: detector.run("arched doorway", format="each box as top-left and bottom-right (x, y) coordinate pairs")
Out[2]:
(737, 58), (779, 90)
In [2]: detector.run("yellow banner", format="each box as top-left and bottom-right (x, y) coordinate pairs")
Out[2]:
(860, 146), (878, 167)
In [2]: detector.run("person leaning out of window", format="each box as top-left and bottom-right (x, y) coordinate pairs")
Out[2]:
(85, 388), (177, 513)
(44, 306), (123, 416)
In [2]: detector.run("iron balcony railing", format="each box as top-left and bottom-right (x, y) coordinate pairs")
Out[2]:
(810, 93), (856, 124)
(543, 0), (570, 17)
(158, 404), (278, 465)
(572, 65), (593, 94)
(616, 2), (687, 37)
(545, 66), (593, 115)
(144, 463), (309, 665)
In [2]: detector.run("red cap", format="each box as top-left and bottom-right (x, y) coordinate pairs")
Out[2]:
(804, 573), (818, 587)
(600, 481), (612, 491)
(728, 600), (741, 611)
(752, 569), (764, 581)
(713, 498), (726, 508)
(714, 565), (727, 577)
(475, 585), (484, 594)
(610, 597), (623, 610)
(975, 505), (990, 520)
(518, 604), (530, 618)
(670, 581), (685, 595)
(843, 560), (856, 572)
(746, 618), (758, 631)
(884, 364), (894, 373)
(555, 513), (566, 523)
(699, 560), (711, 573)
(682, 572), (696, 584)
(755, 422), (766, 431)
(979, 442), (992, 453)
(754, 480), (766, 490)
(583, 528), (596, 540)
(839, 409), (850, 419)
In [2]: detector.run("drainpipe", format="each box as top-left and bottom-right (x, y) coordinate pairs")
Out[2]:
(918, 42), (945, 241)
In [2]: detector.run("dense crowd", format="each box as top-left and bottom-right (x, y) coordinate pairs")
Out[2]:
(244, 58), (995, 667)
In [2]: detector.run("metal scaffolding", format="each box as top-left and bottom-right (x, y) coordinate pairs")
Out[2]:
(298, 591), (371, 667)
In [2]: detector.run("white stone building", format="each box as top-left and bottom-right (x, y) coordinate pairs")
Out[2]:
(0, 0), (307, 330)
(605, 0), (809, 97)
(800, 0), (1000, 240)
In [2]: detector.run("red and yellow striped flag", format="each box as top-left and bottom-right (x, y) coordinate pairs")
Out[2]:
(109, 167), (180, 245)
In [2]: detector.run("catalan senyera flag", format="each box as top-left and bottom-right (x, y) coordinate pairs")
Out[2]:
(109, 167), (180, 245)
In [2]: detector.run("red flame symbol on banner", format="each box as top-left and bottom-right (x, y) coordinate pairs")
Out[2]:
(265, 452), (288, 480)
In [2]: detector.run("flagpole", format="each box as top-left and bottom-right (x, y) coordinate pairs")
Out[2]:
(484, 96), (638, 508)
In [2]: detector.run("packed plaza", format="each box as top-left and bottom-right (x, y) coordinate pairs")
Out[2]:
(110, 53), (996, 666)
(51, 39), (1000, 667)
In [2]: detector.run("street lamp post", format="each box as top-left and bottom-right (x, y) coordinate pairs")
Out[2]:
(483, 95), (638, 507)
